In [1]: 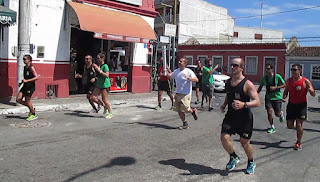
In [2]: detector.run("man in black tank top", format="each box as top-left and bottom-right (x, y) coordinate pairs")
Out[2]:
(16, 55), (40, 121)
(75, 55), (102, 113)
(220, 58), (260, 174)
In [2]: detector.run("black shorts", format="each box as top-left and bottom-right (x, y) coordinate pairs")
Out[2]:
(20, 85), (35, 97)
(265, 98), (282, 113)
(202, 83), (214, 97)
(221, 110), (253, 139)
(286, 102), (307, 120)
(158, 80), (171, 92)
(85, 84), (95, 95)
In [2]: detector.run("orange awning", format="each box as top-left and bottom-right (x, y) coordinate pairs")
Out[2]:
(68, 1), (156, 43)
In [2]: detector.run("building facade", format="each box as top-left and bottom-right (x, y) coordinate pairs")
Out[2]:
(0, 0), (157, 100)
(178, 43), (286, 83)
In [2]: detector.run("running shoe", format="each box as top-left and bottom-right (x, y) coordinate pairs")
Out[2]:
(26, 114), (38, 121)
(89, 109), (98, 113)
(195, 100), (199, 104)
(208, 107), (214, 111)
(267, 128), (275, 134)
(226, 156), (240, 171)
(155, 106), (161, 110)
(245, 161), (256, 174)
(103, 107), (108, 114)
(105, 113), (114, 119)
(294, 142), (302, 150)
(279, 112), (285, 123)
(192, 108), (198, 120)
(170, 106), (174, 110)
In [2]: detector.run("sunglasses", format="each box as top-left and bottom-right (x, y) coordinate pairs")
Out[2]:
(230, 63), (240, 68)
(266, 67), (272, 70)
(290, 68), (299, 71)
(85, 57), (90, 60)
(23, 58), (27, 60)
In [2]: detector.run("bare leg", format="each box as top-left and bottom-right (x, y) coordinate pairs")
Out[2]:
(158, 90), (163, 106)
(221, 133), (234, 154)
(267, 108), (274, 126)
(16, 92), (26, 106)
(208, 96), (213, 108)
(196, 88), (200, 101)
(87, 94), (97, 110)
(287, 119), (295, 129)
(90, 88), (104, 106)
(167, 91), (174, 106)
(296, 119), (304, 142)
(178, 111), (186, 122)
(240, 137), (254, 160)
(101, 89), (112, 113)
(24, 96), (35, 114)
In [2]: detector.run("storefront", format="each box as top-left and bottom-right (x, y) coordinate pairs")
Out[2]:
(67, 1), (157, 94)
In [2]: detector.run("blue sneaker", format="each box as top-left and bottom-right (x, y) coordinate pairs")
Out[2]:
(226, 156), (240, 171)
(245, 161), (256, 174)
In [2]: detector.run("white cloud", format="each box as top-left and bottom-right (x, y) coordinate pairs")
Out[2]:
(264, 18), (299, 26)
(284, 3), (320, 10)
(282, 24), (320, 35)
(235, 4), (280, 15)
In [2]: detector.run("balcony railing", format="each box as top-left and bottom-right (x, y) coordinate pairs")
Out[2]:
(155, 14), (179, 24)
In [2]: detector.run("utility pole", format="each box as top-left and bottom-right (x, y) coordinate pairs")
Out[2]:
(260, 0), (263, 29)
(17, 0), (31, 93)
(172, 0), (177, 69)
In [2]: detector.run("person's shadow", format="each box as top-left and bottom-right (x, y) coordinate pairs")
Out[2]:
(136, 122), (178, 130)
(159, 158), (235, 176)
(64, 110), (97, 118)
(235, 139), (291, 149)
(63, 157), (136, 182)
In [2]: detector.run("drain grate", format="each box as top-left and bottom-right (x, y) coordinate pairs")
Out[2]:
(46, 84), (58, 99)
(10, 121), (51, 128)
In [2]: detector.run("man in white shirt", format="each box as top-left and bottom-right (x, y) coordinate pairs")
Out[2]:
(168, 58), (199, 129)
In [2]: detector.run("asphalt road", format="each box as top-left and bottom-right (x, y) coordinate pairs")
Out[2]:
(0, 92), (320, 182)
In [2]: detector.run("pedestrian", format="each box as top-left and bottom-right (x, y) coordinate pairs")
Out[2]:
(16, 55), (40, 121)
(155, 57), (174, 110)
(220, 58), (260, 174)
(90, 53), (114, 119)
(194, 60), (202, 104)
(283, 64), (316, 150)
(168, 58), (199, 129)
(257, 64), (286, 134)
(75, 55), (102, 113)
(201, 58), (218, 111)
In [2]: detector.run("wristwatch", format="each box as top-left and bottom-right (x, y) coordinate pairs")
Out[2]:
(244, 102), (248, 108)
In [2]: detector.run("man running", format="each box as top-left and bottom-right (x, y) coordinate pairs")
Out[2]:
(75, 55), (102, 113)
(168, 58), (199, 129)
(155, 57), (174, 110)
(257, 64), (286, 133)
(201, 58), (218, 111)
(220, 58), (260, 174)
(16, 55), (40, 121)
(283, 64), (316, 150)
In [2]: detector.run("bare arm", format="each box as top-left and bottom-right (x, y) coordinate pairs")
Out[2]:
(306, 79), (316, 97)
(220, 95), (228, 113)
(94, 64), (109, 78)
(282, 79), (289, 99)
(185, 75), (198, 82)
(208, 64), (219, 74)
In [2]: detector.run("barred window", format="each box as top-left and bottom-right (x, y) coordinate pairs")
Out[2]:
(311, 65), (320, 80)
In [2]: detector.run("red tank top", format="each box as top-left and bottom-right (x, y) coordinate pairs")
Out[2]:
(288, 77), (307, 104)
(159, 66), (170, 81)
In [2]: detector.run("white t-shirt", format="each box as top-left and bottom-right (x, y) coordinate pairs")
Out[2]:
(171, 68), (196, 94)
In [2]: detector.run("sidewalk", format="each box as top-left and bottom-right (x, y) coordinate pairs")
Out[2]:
(0, 91), (165, 115)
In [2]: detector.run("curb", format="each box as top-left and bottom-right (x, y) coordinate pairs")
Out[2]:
(0, 96), (169, 115)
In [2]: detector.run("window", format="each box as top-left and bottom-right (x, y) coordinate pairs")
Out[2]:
(37, 46), (45, 58)
(311, 65), (320, 80)
(228, 56), (240, 73)
(212, 56), (223, 71)
(245, 56), (258, 75)
(233, 32), (238, 38)
(197, 55), (208, 65)
(184, 56), (193, 65)
(255, 34), (262, 40)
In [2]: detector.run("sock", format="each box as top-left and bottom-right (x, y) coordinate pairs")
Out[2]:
(248, 159), (254, 163)
(271, 125), (275, 129)
(230, 152), (238, 158)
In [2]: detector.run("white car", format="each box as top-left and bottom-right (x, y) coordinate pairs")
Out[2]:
(186, 65), (230, 92)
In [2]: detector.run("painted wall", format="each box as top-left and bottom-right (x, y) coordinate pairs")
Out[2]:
(233, 26), (283, 44)
(285, 57), (320, 90)
(178, 44), (286, 83)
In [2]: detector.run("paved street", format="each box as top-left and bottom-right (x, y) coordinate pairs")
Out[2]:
(0, 92), (320, 182)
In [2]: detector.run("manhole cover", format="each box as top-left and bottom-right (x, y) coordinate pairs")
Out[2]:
(10, 121), (51, 128)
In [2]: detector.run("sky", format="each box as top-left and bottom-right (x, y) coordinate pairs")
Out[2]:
(205, 0), (320, 46)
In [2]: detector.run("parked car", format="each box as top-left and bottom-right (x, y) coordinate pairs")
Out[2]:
(186, 65), (230, 92)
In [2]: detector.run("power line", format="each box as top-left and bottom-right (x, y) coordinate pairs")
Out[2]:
(181, 5), (320, 22)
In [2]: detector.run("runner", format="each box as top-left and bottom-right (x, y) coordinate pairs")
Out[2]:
(220, 58), (260, 174)
(283, 64), (316, 150)
(194, 60), (202, 104)
(155, 57), (174, 110)
(90, 53), (114, 119)
(168, 58), (199, 129)
(75, 55), (102, 113)
(16, 55), (40, 121)
(257, 64), (286, 133)
(201, 58), (218, 111)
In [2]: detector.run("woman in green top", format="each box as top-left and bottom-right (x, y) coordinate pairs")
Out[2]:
(90, 53), (114, 119)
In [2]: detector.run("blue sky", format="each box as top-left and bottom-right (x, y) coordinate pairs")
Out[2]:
(205, 0), (320, 46)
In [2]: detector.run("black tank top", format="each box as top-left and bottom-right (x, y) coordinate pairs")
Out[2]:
(225, 77), (250, 114)
(23, 65), (35, 87)
(86, 65), (96, 84)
